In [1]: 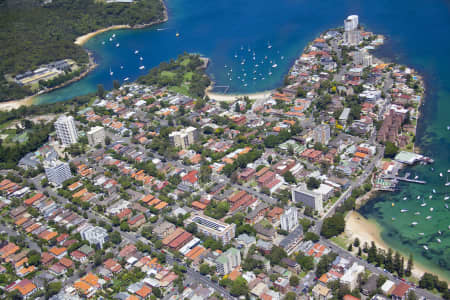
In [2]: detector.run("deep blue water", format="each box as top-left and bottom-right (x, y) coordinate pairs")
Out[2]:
(33, 0), (450, 279)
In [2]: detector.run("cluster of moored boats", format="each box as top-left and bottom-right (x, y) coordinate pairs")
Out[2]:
(102, 34), (146, 81)
(394, 169), (450, 251)
(223, 41), (284, 87)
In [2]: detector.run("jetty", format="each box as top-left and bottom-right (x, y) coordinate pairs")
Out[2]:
(383, 173), (427, 185)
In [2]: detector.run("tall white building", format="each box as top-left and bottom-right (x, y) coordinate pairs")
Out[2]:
(44, 160), (73, 185)
(344, 15), (361, 46)
(54, 115), (78, 145)
(280, 207), (299, 232)
(169, 126), (198, 149)
(292, 184), (323, 213)
(313, 124), (331, 145)
(344, 15), (359, 31)
(87, 126), (105, 146)
(215, 248), (241, 275)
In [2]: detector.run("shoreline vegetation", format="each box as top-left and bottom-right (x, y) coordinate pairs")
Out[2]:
(345, 211), (449, 284)
(0, 0), (167, 106)
(74, 0), (169, 46)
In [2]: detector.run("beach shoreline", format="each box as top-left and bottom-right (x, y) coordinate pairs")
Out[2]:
(0, 0), (169, 111)
(206, 90), (273, 102)
(74, 25), (131, 46)
(345, 211), (448, 283)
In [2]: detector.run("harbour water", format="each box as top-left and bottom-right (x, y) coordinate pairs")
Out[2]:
(33, 0), (450, 279)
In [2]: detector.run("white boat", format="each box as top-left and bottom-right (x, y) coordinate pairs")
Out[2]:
(437, 238), (441, 243)
(112, 33), (116, 38)
(281, 56), (284, 60)
(109, 67), (113, 76)
(423, 245), (429, 251)
(134, 50), (139, 54)
(400, 209), (408, 213)
(267, 42), (272, 49)
(421, 203), (427, 207)
(415, 212), (420, 215)
(432, 189), (436, 193)
(120, 66), (123, 69)
(268, 72), (272, 75)
(418, 232), (424, 236)
(430, 207), (434, 212)
(102, 41), (105, 45)
(403, 197), (407, 200)
(426, 216), (432, 220)
(417, 195), (421, 200)
(411, 222), (418, 226)
(445, 196), (449, 200)
(440, 173), (443, 177)
(272, 64), (278, 68)
(109, 37), (113, 41)
(414, 175), (418, 179)
(446, 182), (450, 186)
(116, 43), (120, 47)
(139, 66), (145, 70)
(445, 204), (449, 209)
(243, 83), (248, 87)
(124, 77), (129, 81)
(140, 57), (143, 61)
(429, 195), (432, 199)
(261, 77), (265, 80)
(234, 54), (238, 58)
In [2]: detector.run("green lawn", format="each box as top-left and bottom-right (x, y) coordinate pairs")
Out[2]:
(330, 235), (348, 249)
(169, 85), (189, 96)
(180, 58), (191, 67)
(183, 71), (194, 81)
(160, 71), (176, 78)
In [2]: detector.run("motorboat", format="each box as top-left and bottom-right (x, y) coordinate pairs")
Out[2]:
(437, 238), (441, 243)
(430, 207), (434, 212)
(411, 222), (418, 226)
(403, 197), (407, 200)
(421, 203), (426, 207)
(415, 212), (420, 215)
(124, 77), (129, 81)
(272, 64), (278, 68)
(426, 216), (432, 220)
(400, 209), (408, 213)
(134, 50), (139, 54)
(116, 43), (120, 47)
(423, 245), (429, 251)
(139, 66), (145, 70)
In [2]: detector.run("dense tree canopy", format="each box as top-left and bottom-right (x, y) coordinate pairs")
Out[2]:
(0, 0), (165, 101)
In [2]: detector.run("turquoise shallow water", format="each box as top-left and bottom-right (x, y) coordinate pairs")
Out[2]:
(33, 0), (450, 279)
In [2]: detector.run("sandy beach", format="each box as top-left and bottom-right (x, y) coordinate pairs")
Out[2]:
(74, 25), (131, 46)
(206, 90), (273, 102)
(345, 211), (442, 281)
(0, 96), (34, 111)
